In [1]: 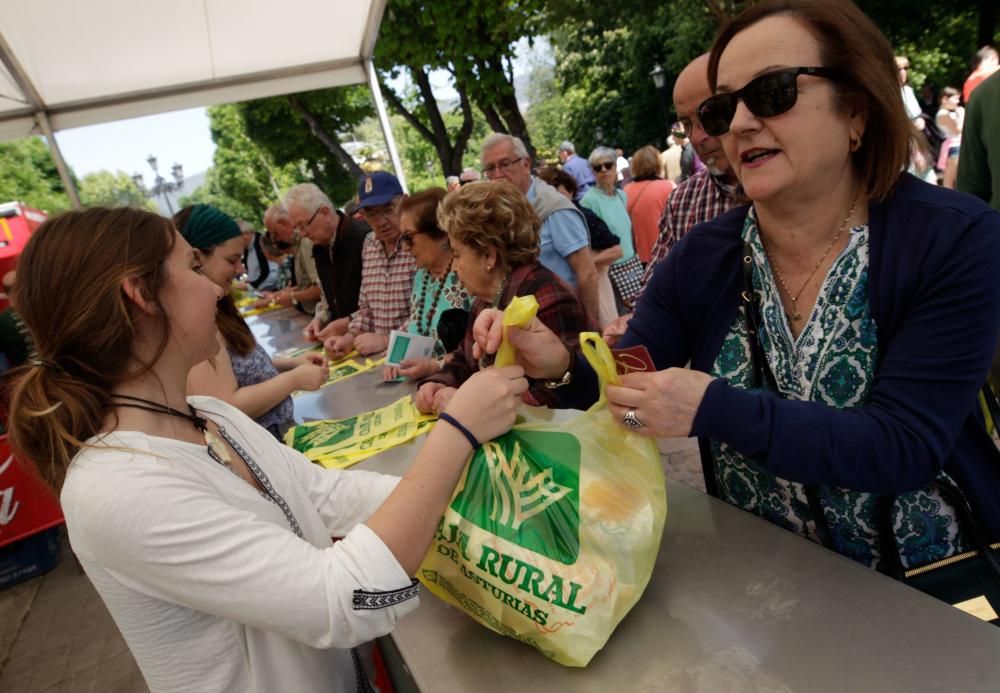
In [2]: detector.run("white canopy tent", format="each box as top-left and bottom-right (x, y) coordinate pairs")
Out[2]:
(0, 0), (404, 207)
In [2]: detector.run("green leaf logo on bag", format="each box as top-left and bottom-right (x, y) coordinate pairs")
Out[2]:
(450, 430), (580, 564)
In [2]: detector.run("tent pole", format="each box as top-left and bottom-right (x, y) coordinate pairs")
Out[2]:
(366, 59), (407, 193)
(36, 112), (81, 209)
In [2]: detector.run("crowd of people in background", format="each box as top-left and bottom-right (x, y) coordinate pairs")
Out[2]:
(2, 1), (999, 690)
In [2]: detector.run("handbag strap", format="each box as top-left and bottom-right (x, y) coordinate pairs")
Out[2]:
(877, 479), (1000, 582)
(626, 181), (653, 217)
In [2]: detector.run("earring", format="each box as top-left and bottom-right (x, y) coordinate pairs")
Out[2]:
(486, 264), (492, 272)
(849, 133), (862, 152)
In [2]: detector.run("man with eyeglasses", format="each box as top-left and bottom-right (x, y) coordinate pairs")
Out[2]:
(322, 172), (416, 359)
(482, 133), (600, 322)
(284, 185), (369, 345)
(605, 54), (741, 344)
(255, 203), (322, 314)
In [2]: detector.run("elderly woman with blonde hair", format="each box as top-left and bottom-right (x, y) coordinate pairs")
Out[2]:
(414, 181), (594, 414)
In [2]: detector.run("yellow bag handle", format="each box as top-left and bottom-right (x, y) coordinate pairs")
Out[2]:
(494, 295), (540, 367)
(579, 332), (621, 402)
(494, 297), (621, 400)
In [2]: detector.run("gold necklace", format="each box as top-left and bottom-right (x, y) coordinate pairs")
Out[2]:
(762, 194), (859, 323)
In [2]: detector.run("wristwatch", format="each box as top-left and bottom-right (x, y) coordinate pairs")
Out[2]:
(543, 352), (574, 389)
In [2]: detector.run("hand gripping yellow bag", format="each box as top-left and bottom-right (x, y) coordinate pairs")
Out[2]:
(418, 296), (667, 667)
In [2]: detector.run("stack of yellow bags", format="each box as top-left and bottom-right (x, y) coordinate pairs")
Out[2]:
(285, 395), (436, 469)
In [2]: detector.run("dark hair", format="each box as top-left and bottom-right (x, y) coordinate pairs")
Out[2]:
(6, 208), (175, 490)
(172, 206), (254, 356)
(708, 0), (914, 202)
(399, 188), (448, 240)
(939, 86), (959, 101)
(536, 166), (578, 197)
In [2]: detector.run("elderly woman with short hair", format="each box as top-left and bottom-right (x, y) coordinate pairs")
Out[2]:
(581, 146), (642, 311)
(414, 181), (593, 414)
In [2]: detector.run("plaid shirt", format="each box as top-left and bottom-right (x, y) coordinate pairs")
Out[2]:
(639, 170), (739, 293)
(422, 263), (596, 407)
(348, 233), (416, 335)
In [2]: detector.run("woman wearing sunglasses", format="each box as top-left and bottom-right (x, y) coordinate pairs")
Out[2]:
(382, 188), (472, 382)
(471, 0), (1000, 581)
(581, 146), (641, 312)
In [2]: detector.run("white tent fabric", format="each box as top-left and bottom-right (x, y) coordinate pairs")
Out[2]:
(0, 0), (404, 203)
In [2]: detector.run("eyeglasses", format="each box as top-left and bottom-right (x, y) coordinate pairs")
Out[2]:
(672, 118), (694, 138)
(592, 161), (615, 172)
(696, 67), (845, 137)
(293, 207), (321, 232)
(482, 157), (523, 177)
(361, 200), (399, 221)
(400, 230), (425, 247)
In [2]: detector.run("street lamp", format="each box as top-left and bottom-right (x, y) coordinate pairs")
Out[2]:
(649, 64), (670, 148)
(133, 154), (185, 215)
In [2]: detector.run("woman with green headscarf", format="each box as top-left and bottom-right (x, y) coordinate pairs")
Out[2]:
(174, 205), (328, 438)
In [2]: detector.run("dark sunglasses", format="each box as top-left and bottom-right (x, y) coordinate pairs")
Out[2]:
(696, 67), (844, 137)
(592, 161), (615, 172)
(267, 233), (293, 251)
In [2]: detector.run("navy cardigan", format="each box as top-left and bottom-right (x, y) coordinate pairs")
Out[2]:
(560, 174), (1000, 536)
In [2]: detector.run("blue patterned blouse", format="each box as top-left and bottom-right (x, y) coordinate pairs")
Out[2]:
(229, 344), (294, 437)
(709, 208), (967, 569)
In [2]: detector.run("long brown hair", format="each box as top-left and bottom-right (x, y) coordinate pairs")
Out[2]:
(173, 206), (254, 356)
(6, 207), (176, 490)
(707, 0), (915, 202)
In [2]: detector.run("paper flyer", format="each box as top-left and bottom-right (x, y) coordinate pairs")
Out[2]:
(385, 330), (436, 366)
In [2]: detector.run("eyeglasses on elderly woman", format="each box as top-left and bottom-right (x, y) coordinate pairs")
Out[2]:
(696, 66), (845, 137)
(591, 161), (615, 172)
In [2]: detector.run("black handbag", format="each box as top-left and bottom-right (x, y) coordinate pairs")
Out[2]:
(737, 241), (1000, 623)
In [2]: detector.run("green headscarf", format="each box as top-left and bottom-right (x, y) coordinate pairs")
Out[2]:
(180, 204), (241, 249)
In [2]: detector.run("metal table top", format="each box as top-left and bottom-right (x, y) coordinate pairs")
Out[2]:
(247, 310), (1000, 692)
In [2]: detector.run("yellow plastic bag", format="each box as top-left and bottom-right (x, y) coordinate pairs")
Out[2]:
(418, 297), (667, 667)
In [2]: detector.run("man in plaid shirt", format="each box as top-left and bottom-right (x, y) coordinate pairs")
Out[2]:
(605, 54), (740, 343)
(325, 172), (416, 358)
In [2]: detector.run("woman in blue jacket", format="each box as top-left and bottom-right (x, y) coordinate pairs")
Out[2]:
(471, 0), (1000, 574)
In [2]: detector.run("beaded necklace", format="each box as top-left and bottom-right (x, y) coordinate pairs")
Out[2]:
(417, 260), (453, 336)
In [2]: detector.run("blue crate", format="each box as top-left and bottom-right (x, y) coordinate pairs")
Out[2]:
(0, 527), (61, 590)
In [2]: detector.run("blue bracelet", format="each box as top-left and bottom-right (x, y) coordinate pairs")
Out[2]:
(438, 412), (480, 451)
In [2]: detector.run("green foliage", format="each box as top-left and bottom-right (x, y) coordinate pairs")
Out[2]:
(238, 86), (374, 205)
(78, 170), (158, 211)
(178, 168), (261, 223)
(179, 104), (301, 224)
(375, 0), (546, 170)
(376, 0), (545, 104)
(857, 0), (991, 92)
(0, 137), (73, 213)
(544, 0), (715, 156)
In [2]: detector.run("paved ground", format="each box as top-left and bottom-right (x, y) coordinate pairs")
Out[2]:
(0, 438), (703, 692)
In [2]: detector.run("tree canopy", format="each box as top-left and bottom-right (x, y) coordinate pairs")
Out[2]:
(0, 138), (74, 214)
